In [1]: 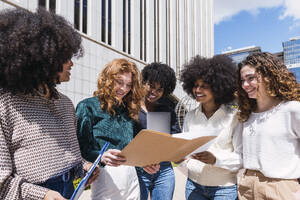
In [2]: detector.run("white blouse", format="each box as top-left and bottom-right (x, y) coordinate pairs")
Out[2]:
(242, 100), (300, 179)
(183, 104), (243, 186)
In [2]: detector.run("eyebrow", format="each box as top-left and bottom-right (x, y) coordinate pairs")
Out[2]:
(244, 73), (255, 77)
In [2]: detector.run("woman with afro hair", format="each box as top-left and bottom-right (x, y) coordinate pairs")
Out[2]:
(237, 52), (300, 200)
(0, 8), (99, 200)
(180, 55), (242, 200)
(135, 62), (181, 200)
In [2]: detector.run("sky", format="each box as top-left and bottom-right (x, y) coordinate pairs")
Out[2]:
(214, 0), (300, 54)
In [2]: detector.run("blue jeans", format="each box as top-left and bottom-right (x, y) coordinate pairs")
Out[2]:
(38, 172), (75, 199)
(186, 178), (238, 200)
(136, 162), (175, 200)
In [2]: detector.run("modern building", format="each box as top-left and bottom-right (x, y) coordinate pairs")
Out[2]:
(222, 45), (261, 64)
(1, 0), (214, 105)
(283, 36), (300, 82)
(273, 51), (284, 63)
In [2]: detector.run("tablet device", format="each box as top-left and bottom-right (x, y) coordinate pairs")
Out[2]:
(147, 112), (171, 134)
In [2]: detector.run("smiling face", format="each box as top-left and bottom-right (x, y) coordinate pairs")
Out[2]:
(240, 64), (269, 100)
(144, 82), (164, 104)
(192, 79), (215, 105)
(114, 72), (132, 101)
(58, 60), (73, 82)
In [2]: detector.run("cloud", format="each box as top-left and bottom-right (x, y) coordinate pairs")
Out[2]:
(214, 0), (283, 24)
(280, 0), (300, 29)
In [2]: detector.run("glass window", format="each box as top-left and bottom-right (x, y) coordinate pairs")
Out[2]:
(101, 0), (106, 42)
(74, 0), (88, 34)
(108, 0), (112, 45)
(39, 0), (56, 13)
(82, 0), (88, 34)
(122, 0), (131, 54)
(49, 0), (56, 12)
(74, 0), (80, 30)
(39, 0), (46, 8)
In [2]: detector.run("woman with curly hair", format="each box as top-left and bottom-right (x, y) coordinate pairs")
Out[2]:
(237, 52), (300, 200)
(76, 58), (146, 200)
(0, 8), (99, 200)
(180, 55), (242, 200)
(136, 62), (181, 200)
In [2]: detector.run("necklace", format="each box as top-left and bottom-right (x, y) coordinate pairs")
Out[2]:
(248, 101), (284, 136)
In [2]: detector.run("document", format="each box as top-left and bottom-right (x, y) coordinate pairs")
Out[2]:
(173, 128), (221, 155)
(70, 142), (110, 200)
(120, 130), (216, 167)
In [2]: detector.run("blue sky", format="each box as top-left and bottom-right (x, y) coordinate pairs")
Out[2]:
(214, 0), (300, 54)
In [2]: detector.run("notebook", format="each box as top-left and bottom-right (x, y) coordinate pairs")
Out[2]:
(147, 112), (171, 134)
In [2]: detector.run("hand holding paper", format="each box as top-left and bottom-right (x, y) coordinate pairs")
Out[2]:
(120, 130), (216, 167)
(191, 151), (216, 164)
(143, 164), (160, 174)
(172, 129), (220, 156)
(101, 149), (126, 167)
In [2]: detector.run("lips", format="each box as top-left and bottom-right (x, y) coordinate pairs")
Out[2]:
(246, 89), (255, 94)
(195, 94), (205, 98)
(147, 95), (157, 99)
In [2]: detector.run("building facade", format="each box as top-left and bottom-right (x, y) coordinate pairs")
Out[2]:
(1, 0), (214, 105)
(283, 36), (300, 82)
(222, 45), (261, 64)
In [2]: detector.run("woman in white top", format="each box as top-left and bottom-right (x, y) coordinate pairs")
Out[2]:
(180, 55), (242, 200)
(237, 52), (300, 200)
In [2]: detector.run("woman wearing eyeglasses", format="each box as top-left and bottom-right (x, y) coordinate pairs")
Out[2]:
(136, 62), (181, 200)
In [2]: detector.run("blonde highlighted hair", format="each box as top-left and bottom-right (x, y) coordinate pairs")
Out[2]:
(94, 58), (144, 120)
(237, 52), (300, 122)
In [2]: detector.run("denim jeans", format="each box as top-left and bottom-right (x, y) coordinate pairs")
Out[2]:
(186, 178), (238, 200)
(136, 162), (175, 200)
(38, 172), (75, 199)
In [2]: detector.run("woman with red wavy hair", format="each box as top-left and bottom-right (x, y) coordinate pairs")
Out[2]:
(76, 58), (145, 200)
(237, 52), (300, 200)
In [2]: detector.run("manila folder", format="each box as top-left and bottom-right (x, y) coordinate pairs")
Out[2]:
(120, 129), (216, 167)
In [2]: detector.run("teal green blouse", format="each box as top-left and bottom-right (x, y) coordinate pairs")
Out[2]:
(76, 96), (138, 163)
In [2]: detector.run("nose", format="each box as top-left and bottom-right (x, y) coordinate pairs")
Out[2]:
(195, 86), (202, 92)
(69, 60), (73, 67)
(242, 80), (249, 87)
(120, 84), (130, 92)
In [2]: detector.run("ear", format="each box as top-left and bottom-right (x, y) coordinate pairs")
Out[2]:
(256, 73), (263, 83)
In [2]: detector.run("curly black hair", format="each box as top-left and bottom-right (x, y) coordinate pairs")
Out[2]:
(141, 62), (176, 96)
(180, 55), (237, 105)
(0, 8), (83, 99)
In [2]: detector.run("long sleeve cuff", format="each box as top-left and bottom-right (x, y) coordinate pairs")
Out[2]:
(22, 183), (49, 200)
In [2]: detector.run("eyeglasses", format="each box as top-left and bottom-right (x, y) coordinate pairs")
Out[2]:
(146, 83), (164, 94)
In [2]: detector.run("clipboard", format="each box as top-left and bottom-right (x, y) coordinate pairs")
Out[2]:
(70, 142), (110, 200)
(120, 130), (216, 167)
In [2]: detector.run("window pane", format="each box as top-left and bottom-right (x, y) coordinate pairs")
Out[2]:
(128, 0), (131, 54)
(122, 0), (126, 51)
(74, 0), (80, 30)
(101, 0), (106, 42)
(108, 0), (112, 45)
(39, 0), (46, 8)
(49, 0), (56, 12)
(83, 0), (88, 33)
